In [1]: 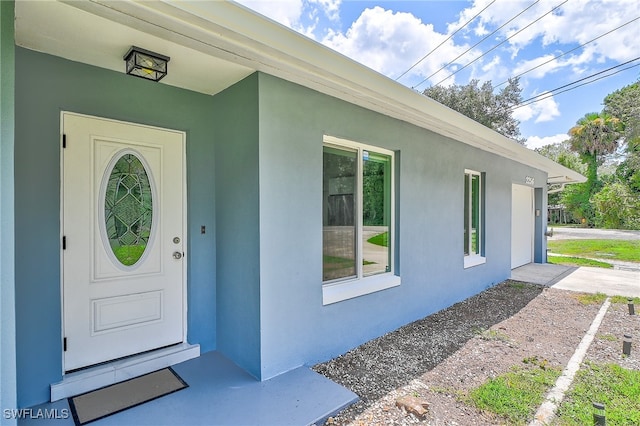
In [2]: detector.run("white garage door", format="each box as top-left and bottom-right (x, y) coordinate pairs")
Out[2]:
(511, 184), (534, 268)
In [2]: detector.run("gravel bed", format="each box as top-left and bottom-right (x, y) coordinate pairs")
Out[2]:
(313, 280), (608, 425)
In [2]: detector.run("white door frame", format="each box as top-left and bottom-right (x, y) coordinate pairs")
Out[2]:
(59, 111), (189, 374)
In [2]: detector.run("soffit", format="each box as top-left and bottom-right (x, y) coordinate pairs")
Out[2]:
(14, 0), (254, 95)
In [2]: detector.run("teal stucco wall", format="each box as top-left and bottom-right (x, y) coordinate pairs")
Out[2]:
(255, 73), (547, 379)
(213, 74), (262, 379)
(1, 0), (18, 420)
(14, 48), (218, 407)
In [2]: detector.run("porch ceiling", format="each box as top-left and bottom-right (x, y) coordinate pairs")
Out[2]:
(14, 0), (585, 185)
(14, 0), (254, 95)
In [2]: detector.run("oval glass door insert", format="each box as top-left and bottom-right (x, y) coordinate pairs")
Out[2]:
(103, 153), (154, 266)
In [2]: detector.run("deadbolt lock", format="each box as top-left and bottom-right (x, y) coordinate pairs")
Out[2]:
(173, 237), (180, 244)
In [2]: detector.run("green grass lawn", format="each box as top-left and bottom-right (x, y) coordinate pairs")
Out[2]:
(367, 232), (388, 247)
(611, 295), (640, 304)
(467, 359), (561, 425)
(547, 240), (640, 263)
(547, 255), (613, 269)
(555, 362), (640, 425)
(572, 293), (640, 306)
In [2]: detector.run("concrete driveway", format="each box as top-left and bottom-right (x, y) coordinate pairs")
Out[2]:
(552, 266), (640, 297)
(511, 263), (640, 298)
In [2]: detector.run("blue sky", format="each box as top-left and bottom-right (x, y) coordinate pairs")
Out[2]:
(236, 0), (639, 149)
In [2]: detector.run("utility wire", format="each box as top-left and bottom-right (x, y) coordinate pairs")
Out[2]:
(413, 0), (542, 89)
(433, 0), (568, 87)
(510, 57), (640, 110)
(513, 63), (640, 109)
(495, 16), (640, 88)
(395, 0), (496, 81)
(513, 56), (640, 107)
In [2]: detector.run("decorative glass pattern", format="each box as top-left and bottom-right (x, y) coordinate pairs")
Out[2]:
(104, 153), (153, 266)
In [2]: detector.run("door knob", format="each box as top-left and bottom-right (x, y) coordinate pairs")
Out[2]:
(173, 251), (183, 259)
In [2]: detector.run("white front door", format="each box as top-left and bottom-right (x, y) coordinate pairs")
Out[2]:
(62, 113), (185, 371)
(511, 184), (534, 269)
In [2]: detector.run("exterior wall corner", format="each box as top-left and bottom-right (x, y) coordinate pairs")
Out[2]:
(1, 0), (18, 420)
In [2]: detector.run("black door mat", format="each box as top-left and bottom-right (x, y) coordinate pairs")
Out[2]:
(68, 367), (188, 425)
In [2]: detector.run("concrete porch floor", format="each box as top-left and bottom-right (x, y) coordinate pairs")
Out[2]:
(20, 351), (358, 426)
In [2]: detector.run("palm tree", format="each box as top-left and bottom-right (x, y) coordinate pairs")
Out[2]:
(564, 112), (623, 225)
(568, 112), (623, 192)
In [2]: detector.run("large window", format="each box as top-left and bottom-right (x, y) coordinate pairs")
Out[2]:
(322, 136), (399, 304)
(463, 169), (485, 267)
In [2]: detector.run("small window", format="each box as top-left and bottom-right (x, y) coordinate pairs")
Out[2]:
(464, 170), (485, 268)
(322, 136), (399, 304)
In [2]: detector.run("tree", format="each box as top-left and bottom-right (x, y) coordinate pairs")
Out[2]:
(561, 182), (594, 225)
(423, 78), (525, 144)
(616, 139), (640, 193)
(592, 182), (640, 229)
(535, 141), (585, 173)
(565, 112), (623, 225)
(603, 81), (640, 193)
(568, 112), (623, 190)
(603, 82), (639, 144)
(536, 141), (585, 211)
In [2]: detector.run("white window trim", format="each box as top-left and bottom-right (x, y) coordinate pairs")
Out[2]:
(323, 274), (401, 305)
(463, 169), (485, 269)
(464, 254), (486, 268)
(322, 135), (399, 304)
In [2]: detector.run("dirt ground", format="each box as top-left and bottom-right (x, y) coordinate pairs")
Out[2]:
(314, 281), (638, 425)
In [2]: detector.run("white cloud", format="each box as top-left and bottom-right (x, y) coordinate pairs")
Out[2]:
(526, 133), (568, 150)
(481, 55), (501, 73)
(321, 6), (471, 84)
(512, 103), (534, 122)
(463, 0), (640, 81)
(512, 91), (560, 124)
(308, 0), (341, 22)
(532, 92), (561, 123)
(511, 54), (564, 80)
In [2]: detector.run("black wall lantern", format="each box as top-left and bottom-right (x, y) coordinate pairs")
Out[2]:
(123, 46), (170, 82)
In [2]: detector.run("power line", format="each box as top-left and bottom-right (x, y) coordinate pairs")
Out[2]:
(433, 0), (568, 87)
(414, 0), (541, 89)
(513, 63), (640, 109)
(510, 57), (640, 110)
(495, 16), (640, 88)
(395, 0), (496, 81)
(513, 56), (640, 107)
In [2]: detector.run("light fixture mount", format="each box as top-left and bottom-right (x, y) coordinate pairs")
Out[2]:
(123, 46), (170, 82)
